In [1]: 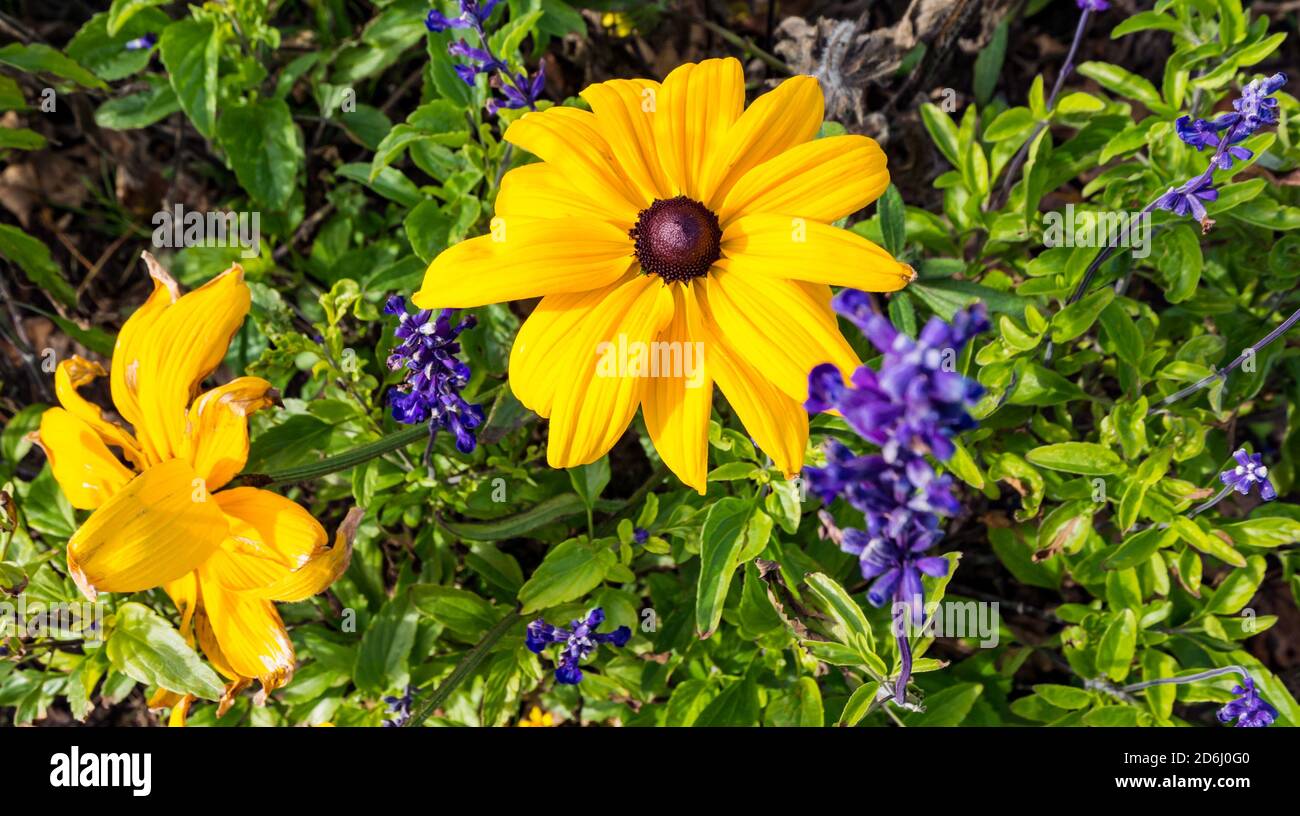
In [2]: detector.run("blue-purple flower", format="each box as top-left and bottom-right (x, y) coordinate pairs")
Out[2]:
(1217, 675), (1277, 727)
(632, 527), (649, 546)
(1154, 173), (1219, 223)
(803, 295), (986, 704)
(383, 295), (483, 453)
(383, 686), (415, 727)
(1076, 0), (1109, 10)
(526, 608), (631, 685)
(124, 33), (157, 51)
(425, 0), (499, 32)
(425, 0), (544, 114)
(1220, 449), (1277, 501)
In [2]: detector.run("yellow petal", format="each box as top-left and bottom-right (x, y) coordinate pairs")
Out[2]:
(718, 134), (889, 224)
(414, 219), (634, 309)
(642, 285), (713, 493)
(580, 78), (672, 203)
(497, 163), (630, 228)
(504, 106), (644, 219)
(706, 267), (858, 403)
(133, 264), (251, 462)
(55, 356), (146, 469)
(196, 571), (295, 693)
(185, 377), (275, 491)
(719, 214), (915, 290)
(66, 458), (229, 600)
(248, 506), (362, 602)
(37, 408), (135, 510)
(700, 74), (824, 209)
(690, 283), (808, 475)
(165, 570), (199, 641)
(204, 487), (329, 592)
(110, 252), (179, 463)
(508, 277), (632, 417)
(652, 58), (745, 200)
(546, 275), (674, 468)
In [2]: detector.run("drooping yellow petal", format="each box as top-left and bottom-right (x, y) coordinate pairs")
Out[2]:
(706, 267), (858, 403)
(546, 275), (674, 468)
(719, 214), (914, 290)
(197, 568), (295, 694)
(205, 487), (328, 592)
(248, 506), (362, 602)
(497, 163), (629, 228)
(110, 252), (179, 464)
(54, 356), (146, 469)
(165, 570), (199, 641)
(504, 106), (645, 219)
(133, 264), (251, 462)
(66, 458), (228, 600)
(717, 134), (889, 224)
(37, 408), (135, 510)
(690, 283), (808, 476)
(185, 377), (275, 491)
(580, 78), (672, 204)
(700, 74), (824, 209)
(413, 219), (635, 310)
(508, 277), (632, 417)
(652, 58), (745, 200)
(642, 286), (713, 493)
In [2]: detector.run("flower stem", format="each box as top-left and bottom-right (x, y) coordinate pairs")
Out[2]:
(237, 424), (430, 487)
(406, 608), (522, 727)
(1118, 664), (1247, 694)
(1153, 301), (1300, 411)
(997, 8), (1092, 206)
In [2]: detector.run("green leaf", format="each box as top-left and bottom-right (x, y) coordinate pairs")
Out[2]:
(972, 21), (1008, 106)
(1050, 287), (1113, 343)
(569, 458), (611, 510)
(94, 83), (180, 130)
(1104, 526), (1176, 571)
(1170, 517), (1247, 568)
(159, 19), (220, 138)
(440, 494), (612, 541)
(106, 603), (224, 700)
(878, 183), (906, 257)
(919, 103), (960, 167)
(410, 585), (498, 640)
(902, 682), (983, 726)
(695, 497), (756, 638)
(1206, 555), (1265, 615)
(0, 128), (45, 150)
(217, 98), (303, 210)
(1025, 442), (1123, 475)
(1032, 684), (1092, 710)
(0, 43), (106, 89)
(837, 681), (881, 726)
(68, 9), (166, 82)
(694, 671), (760, 726)
(353, 596), (419, 695)
(983, 106), (1036, 142)
(1097, 608), (1138, 682)
(1219, 516), (1300, 549)
(106, 0), (169, 36)
(518, 537), (611, 614)
(1077, 61), (1166, 113)
(804, 572), (880, 670)
(0, 224), (76, 306)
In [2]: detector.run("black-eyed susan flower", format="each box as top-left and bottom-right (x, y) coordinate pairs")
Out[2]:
(415, 57), (913, 492)
(36, 253), (358, 714)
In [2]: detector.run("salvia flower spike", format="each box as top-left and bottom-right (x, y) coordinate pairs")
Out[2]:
(525, 608), (631, 685)
(425, 0), (544, 114)
(383, 295), (484, 455)
(804, 297), (988, 703)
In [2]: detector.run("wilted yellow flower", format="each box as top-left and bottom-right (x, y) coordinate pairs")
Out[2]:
(517, 705), (556, 727)
(415, 57), (910, 492)
(37, 254), (358, 712)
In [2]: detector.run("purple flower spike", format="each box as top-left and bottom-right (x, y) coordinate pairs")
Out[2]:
(526, 608), (631, 685)
(1154, 174), (1218, 223)
(1220, 449), (1277, 501)
(1217, 675), (1277, 727)
(384, 295), (483, 454)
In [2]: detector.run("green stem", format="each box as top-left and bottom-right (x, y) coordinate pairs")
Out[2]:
(237, 425), (429, 487)
(406, 609), (523, 727)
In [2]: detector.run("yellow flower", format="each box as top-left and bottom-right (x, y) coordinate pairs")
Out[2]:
(517, 705), (556, 727)
(415, 57), (912, 492)
(37, 253), (359, 710)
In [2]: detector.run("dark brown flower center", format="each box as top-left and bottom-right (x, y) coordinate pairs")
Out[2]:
(630, 196), (722, 284)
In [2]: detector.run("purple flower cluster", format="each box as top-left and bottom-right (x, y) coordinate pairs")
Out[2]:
(526, 608), (631, 685)
(383, 295), (483, 454)
(425, 1), (545, 115)
(383, 686), (414, 727)
(1220, 449), (1277, 501)
(1217, 675), (1277, 728)
(1158, 73), (1287, 225)
(804, 291), (988, 702)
